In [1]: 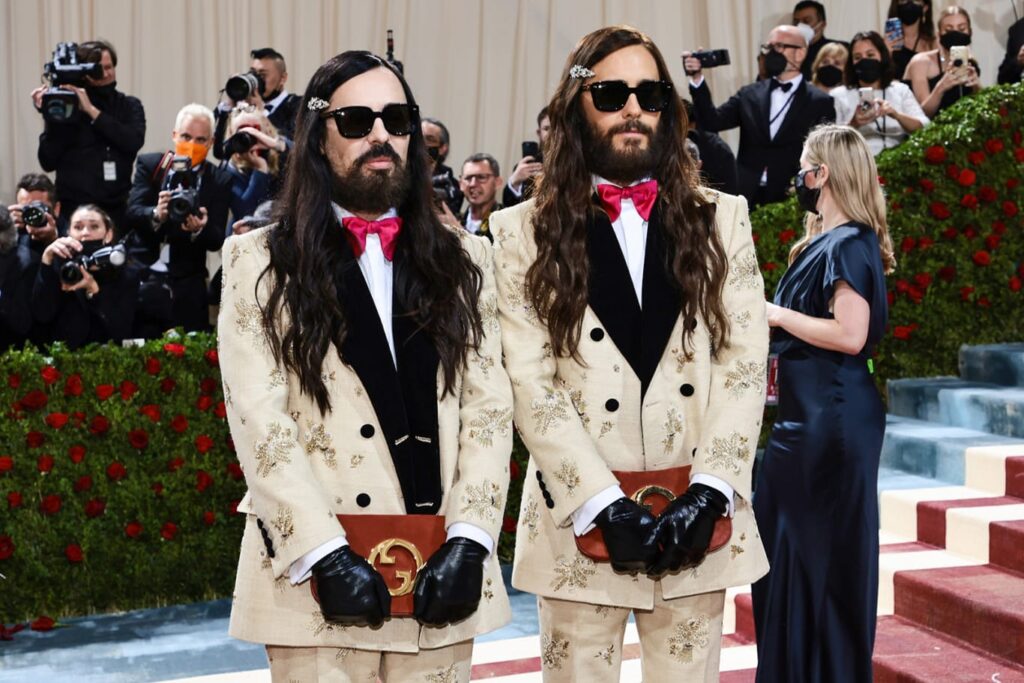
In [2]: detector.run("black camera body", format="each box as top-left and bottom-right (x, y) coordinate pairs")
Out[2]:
(163, 156), (201, 224)
(21, 201), (52, 228)
(41, 42), (103, 124)
(223, 130), (257, 157)
(692, 49), (731, 69)
(60, 241), (126, 285)
(432, 172), (459, 205)
(521, 140), (543, 164)
(225, 70), (266, 102)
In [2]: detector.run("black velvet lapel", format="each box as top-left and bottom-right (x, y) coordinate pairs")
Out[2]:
(638, 204), (680, 397)
(756, 79), (773, 140)
(774, 79), (809, 141)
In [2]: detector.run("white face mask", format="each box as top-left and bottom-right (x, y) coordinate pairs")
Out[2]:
(796, 22), (816, 46)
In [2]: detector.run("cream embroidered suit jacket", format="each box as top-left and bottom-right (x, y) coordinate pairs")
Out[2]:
(491, 191), (770, 609)
(220, 226), (513, 651)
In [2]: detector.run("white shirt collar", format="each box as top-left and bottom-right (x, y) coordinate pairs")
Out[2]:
(332, 204), (399, 222)
(774, 73), (804, 89)
(591, 174), (654, 190)
(264, 89), (290, 112)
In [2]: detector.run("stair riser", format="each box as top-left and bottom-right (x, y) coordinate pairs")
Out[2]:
(960, 344), (1024, 388)
(990, 521), (1024, 575)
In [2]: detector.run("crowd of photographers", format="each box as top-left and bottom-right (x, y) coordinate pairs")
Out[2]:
(2, 1), (1021, 351)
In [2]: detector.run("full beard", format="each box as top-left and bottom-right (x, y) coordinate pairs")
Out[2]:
(332, 143), (411, 216)
(583, 119), (662, 184)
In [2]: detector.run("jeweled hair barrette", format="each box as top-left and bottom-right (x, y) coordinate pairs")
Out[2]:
(570, 64), (596, 79)
(306, 97), (329, 112)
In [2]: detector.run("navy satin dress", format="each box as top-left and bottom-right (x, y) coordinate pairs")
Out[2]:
(752, 223), (888, 683)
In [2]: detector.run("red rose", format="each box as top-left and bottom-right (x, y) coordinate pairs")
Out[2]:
(21, 390), (48, 411)
(985, 138), (1004, 155)
(895, 279), (910, 293)
(195, 434), (214, 454)
(946, 164), (960, 179)
(152, 482), (164, 496)
(68, 444), (86, 464)
(907, 285), (924, 304)
(128, 428), (149, 450)
(924, 145), (946, 163)
(229, 499), (241, 515)
(196, 395), (213, 411)
(168, 457), (185, 472)
(963, 225), (978, 239)
(89, 415), (110, 435)
(972, 251), (991, 267)
(84, 499), (106, 518)
(938, 266), (956, 282)
(762, 262), (778, 272)
(0, 456), (12, 473)
(63, 374), (83, 397)
(929, 202), (951, 220)
(163, 343), (186, 357)
(1009, 178), (1021, 190)
(7, 491), (22, 509)
(95, 384), (115, 401)
(992, 220), (1007, 235)
(1010, 276), (1022, 293)
(29, 616), (55, 632)
(226, 462), (244, 480)
(1003, 201), (1019, 218)
(1016, 129), (1023, 143)
(509, 459), (521, 480)
(941, 227), (957, 241)
(226, 436), (235, 452)
(37, 454), (54, 473)
(205, 349), (219, 366)
(65, 544), (83, 563)
(71, 411), (86, 426)
(199, 377), (218, 395)
(120, 380), (138, 401)
(106, 461), (127, 481)
(196, 470), (214, 492)
(919, 178), (935, 193)
(961, 286), (975, 301)
(778, 229), (796, 244)
(913, 273), (933, 289)
(160, 378), (177, 394)
(7, 373), (20, 389)
(893, 324), (918, 340)
(73, 475), (93, 493)
(978, 296), (991, 308)
(967, 151), (986, 165)
(900, 237), (915, 253)
(957, 169), (976, 186)
(170, 414), (189, 433)
(125, 521), (143, 539)
(986, 234), (1001, 250)
(145, 357), (161, 375)
(978, 186), (997, 202)
(39, 494), (61, 515)
(502, 515), (516, 533)
(139, 404), (161, 423)
(960, 194), (978, 209)
(40, 365), (61, 385)
(203, 511), (216, 526)
(917, 237), (934, 250)
(45, 412), (68, 429)
(1015, 148), (1024, 163)
(214, 401), (227, 419)
(0, 535), (14, 560)
(26, 431), (45, 448)
(160, 522), (178, 541)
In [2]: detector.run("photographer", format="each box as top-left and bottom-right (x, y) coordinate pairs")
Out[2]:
(421, 117), (464, 214)
(8, 173), (64, 254)
(503, 107), (550, 207)
(0, 207), (38, 350)
(906, 6), (981, 118)
(458, 153), (503, 240)
(32, 205), (140, 349)
(212, 48), (301, 159)
(221, 106), (285, 226)
(126, 104), (232, 335)
(33, 40), (146, 233)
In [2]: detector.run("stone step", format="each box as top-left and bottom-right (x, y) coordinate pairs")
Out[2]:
(960, 343), (1024, 388)
(991, 520), (1024, 575)
(965, 446), (1024, 497)
(888, 378), (1024, 439)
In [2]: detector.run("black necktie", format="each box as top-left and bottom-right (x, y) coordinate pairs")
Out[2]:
(265, 103), (275, 116)
(770, 79), (793, 93)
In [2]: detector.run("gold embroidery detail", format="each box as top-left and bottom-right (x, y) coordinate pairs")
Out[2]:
(541, 631), (570, 671)
(425, 664), (459, 683)
(254, 422), (293, 477)
(483, 577), (494, 601)
(308, 610), (346, 637)
(271, 506), (294, 541)
(289, 410), (301, 422)
(350, 454), (364, 468)
(461, 479), (503, 521)
(530, 391), (570, 435)
(731, 310), (752, 330)
(662, 408), (683, 455)
(728, 251), (760, 290)
(473, 353), (495, 378)
(234, 300), (264, 340)
(730, 544), (744, 559)
(522, 498), (540, 541)
(480, 295), (500, 336)
(304, 423), (337, 469)
(505, 277), (538, 323)
(564, 385), (590, 430)
(553, 459), (580, 496)
(724, 360), (766, 399)
(671, 347), (689, 373)
(599, 421), (613, 438)
(595, 645), (615, 666)
(706, 432), (752, 475)
(542, 342), (553, 360)
(468, 407), (513, 448)
(229, 243), (246, 268)
(223, 383), (232, 406)
(667, 615), (711, 663)
(550, 554), (596, 591)
(335, 648), (352, 662)
(595, 605), (611, 617)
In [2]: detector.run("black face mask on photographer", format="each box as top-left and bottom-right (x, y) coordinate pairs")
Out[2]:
(764, 49), (790, 78)
(939, 31), (971, 50)
(794, 167), (823, 214)
(853, 58), (883, 84)
(816, 65), (844, 88)
(426, 146), (440, 162)
(897, 2), (923, 26)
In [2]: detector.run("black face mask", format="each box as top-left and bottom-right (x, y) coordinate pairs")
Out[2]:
(794, 168), (822, 214)
(939, 31), (971, 50)
(897, 2), (923, 26)
(426, 145), (440, 162)
(853, 58), (883, 84)
(262, 87), (282, 102)
(764, 50), (789, 78)
(816, 65), (844, 87)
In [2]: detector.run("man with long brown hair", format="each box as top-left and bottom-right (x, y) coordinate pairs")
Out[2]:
(492, 26), (769, 681)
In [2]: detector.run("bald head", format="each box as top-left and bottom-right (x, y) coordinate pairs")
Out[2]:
(766, 25), (808, 77)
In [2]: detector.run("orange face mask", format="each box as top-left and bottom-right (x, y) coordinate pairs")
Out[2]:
(174, 140), (210, 167)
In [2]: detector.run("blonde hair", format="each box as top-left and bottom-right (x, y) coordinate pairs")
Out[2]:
(227, 106), (281, 175)
(789, 124), (896, 274)
(811, 42), (849, 86)
(938, 5), (972, 33)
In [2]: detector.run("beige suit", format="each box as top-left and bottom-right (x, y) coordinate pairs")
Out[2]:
(218, 226), (513, 662)
(490, 191), (769, 680)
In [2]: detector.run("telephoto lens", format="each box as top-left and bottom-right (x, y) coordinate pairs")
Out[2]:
(224, 72), (264, 102)
(224, 130), (257, 157)
(21, 201), (50, 228)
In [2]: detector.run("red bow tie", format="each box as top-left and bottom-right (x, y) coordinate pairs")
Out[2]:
(596, 180), (659, 223)
(341, 216), (403, 260)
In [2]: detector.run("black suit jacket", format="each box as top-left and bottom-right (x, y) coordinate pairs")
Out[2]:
(125, 152), (233, 279)
(0, 245), (38, 350)
(503, 177), (535, 208)
(690, 78), (835, 207)
(998, 18), (1024, 85)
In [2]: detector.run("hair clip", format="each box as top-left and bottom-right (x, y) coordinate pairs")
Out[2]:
(569, 64), (596, 79)
(306, 97), (329, 112)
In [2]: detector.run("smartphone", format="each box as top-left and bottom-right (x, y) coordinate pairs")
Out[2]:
(949, 46), (971, 80)
(858, 87), (876, 114)
(521, 140), (542, 163)
(692, 49), (731, 69)
(884, 18), (904, 50)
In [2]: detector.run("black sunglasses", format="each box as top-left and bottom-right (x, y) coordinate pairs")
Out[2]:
(319, 103), (420, 139)
(581, 80), (674, 112)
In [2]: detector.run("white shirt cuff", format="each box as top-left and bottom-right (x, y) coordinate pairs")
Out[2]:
(689, 75), (705, 88)
(690, 474), (735, 517)
(506, 181), (524, 198)
(571, 485), (627, 536)
(288, 535), (348, 585)
(447, 521), (494, 556)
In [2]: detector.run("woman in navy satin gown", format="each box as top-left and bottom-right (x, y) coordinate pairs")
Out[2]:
(752, 125), (895, 683)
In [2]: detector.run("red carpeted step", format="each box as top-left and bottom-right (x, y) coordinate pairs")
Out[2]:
(893, 564), (1024, 666)
(873, 615), (1024, 682)
(719, 669), (756, 683)
(916, 496), (1021, 547)
(991, 520), (1024, 574)
(733, 593), (755, 644)
(1008, 456), (1024, 498)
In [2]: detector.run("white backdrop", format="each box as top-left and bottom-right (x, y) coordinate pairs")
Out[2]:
(0, 0), (1017, 205)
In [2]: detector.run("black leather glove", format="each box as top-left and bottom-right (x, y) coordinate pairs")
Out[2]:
(413, 537), (489, 626)
(648, 483), (728, 577)
(312, 546), (391, 627)
(593, 497), (660, 575)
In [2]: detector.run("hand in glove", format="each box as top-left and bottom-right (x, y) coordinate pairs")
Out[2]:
(312, 546), (391, 627)
(593, 497), (660, 574)
(413, 537), (489, 626)
(648, 483), (728, 577)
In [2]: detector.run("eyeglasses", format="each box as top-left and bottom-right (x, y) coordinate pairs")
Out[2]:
(760, 42), (804, 55)
(319, 103), (420, 139)
(581, 80), (673, 113)
(462, 173), (495, 185)
(794, 166), (821, 186)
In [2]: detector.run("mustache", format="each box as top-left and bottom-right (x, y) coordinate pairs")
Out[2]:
(355, 143), (401, 168)
(606, 119), (656, 138)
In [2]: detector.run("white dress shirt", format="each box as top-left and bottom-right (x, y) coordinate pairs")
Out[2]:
(830, 82), (929, 155)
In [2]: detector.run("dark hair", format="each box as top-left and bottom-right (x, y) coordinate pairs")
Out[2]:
(463, 153), (500, 176)
(78, 40), (117, 67)
(537, 106), (550, 127)
(887, 0), (936, 41)
(251, 47), (287, 73)
(70, 204), (115, 233)
(847, 30), (894, 88)
(0, 206), (14, 254)
(681, 98), (695, 121)
(16, 173), (56, 204)
(794, 0), (826, 22)
(421, 117), (450, 147)
(262, 51), (484, 415)
(528, 25), (730, 360)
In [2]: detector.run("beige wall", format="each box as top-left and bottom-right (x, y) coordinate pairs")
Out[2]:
(0, 0), (1016, 205)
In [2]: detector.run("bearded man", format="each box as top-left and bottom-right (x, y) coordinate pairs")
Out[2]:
(491, 26), (770, 682)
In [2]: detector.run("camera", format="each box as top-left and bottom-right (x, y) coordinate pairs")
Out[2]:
(224, 70), (265, 103)
(163, 156), (201, 224)
(223, 130), (257, 157)
(432, 172), (459, 205)
(21, 201), (52, 228)
(59, 240), (126, 285)
(40, 42), (104, 124)
(690, 49), (731, 69)
(522, 140), (543, 164)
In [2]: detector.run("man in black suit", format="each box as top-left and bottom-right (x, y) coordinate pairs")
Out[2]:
(793, 1), (848, 80)
(685, 25), (836, 208)
(0, 207), (38, 351)
(997, 18), (1024, 84)
(126, 104), (232, 335)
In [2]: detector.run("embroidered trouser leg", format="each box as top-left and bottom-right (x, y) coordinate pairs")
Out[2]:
(266, 639), (473, 682)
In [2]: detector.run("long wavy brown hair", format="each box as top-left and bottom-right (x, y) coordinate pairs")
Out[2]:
(528, 25), (730, 359)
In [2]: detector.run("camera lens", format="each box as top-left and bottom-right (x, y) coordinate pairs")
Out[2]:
(225, 72), (260, 102)
(953, 59), (964, 67)
(225, 130), (257, 157)
(60, 260), (84, 285)
(22, 204), (48, 228)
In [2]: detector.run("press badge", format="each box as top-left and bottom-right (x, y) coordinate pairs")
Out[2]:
(103, 161), (117, 181)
